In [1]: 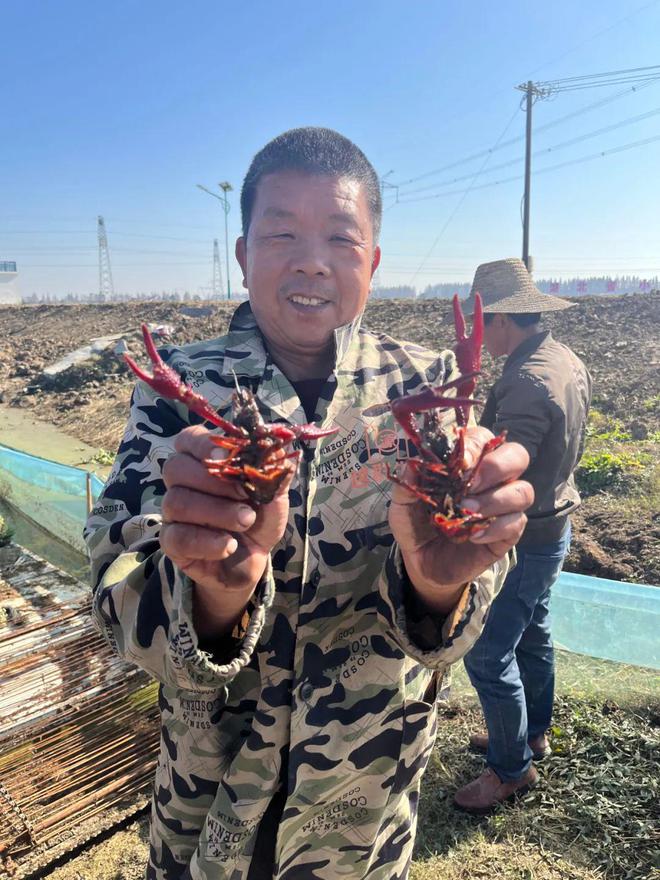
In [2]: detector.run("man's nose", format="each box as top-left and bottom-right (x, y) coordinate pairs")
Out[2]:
(291, 240), (331, 276)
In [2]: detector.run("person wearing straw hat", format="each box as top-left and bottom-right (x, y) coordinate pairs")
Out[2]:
(454, 258), (592, 814)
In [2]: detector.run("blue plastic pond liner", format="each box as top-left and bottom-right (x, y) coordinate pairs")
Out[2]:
(0, 442), (105, 555)
(552, 571), (659, 670)
(1, 443), (658, 671)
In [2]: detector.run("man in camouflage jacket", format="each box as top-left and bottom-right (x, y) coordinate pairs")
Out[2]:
(85, 128), (533, 880)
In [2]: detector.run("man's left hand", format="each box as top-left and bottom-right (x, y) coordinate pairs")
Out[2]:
(388, 427), (533, 614)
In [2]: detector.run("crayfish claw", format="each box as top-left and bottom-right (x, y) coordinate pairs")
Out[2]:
(125, 325), (338, 507)
(124, 324), (243, 435)
(471, 291), (484, 349)
(452, 293), (467, 343)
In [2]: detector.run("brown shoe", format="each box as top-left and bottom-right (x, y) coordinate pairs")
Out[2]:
(454, 766), (539, 814)
(469, 731), (551, 760)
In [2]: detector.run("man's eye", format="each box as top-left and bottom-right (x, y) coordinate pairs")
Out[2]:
(272, 233), (294, 239)
(332, 235), (354, 244)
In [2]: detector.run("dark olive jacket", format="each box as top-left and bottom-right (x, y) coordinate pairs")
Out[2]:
(480, 330), (592, 545)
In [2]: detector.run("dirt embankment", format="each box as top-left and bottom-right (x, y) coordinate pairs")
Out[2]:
(1, 294), (658, 584)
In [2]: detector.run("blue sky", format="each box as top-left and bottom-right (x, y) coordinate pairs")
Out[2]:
(2, 0), (660, 297)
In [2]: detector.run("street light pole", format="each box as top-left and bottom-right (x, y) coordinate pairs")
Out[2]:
(197, 181), (234, 299)
(218, 182), (233, 300)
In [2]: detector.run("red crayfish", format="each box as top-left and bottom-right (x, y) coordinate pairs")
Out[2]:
(124, 325), (337, 506)
(364, 293), (505, 542)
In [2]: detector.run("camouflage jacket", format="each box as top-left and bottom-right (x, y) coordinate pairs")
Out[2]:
(85, 301), (509, 880)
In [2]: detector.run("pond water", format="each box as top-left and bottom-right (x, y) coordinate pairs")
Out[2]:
(0, 498), (89, 583)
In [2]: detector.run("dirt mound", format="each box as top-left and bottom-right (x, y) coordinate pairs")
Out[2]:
(1, 293), (658, 584)
(566, 505), (660, 584)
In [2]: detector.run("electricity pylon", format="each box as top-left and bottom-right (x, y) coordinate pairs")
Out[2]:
(97, 216), (115, 298)
(212, 238), (223, 299)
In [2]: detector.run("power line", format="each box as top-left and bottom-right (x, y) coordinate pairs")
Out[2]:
(394, 79), (660, 189)
(543, 75), (660, 93)
(0, 217), (214, 232)
(516, 67), (660, 265)
(534, 63), (660, 92)
(408, 105), (521, 288)
(399, 106), (660, 196)
(22, 261), (214, 268)
(6, 247), (210, 256)
(381, 1), (660, 158)
(397, 132), (660, 205)
(0, 229), (208, 243)
(525, 0), (660, 79)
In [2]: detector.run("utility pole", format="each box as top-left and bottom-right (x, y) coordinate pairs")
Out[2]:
(515, 80), (553, 272)
(97, 216), (115, 299)
(522, 81), (534, 272)
(197, 181), (233, 299)
(514, 81), (550, 272)
(218, 182), (232, 300)
(512, 67), (660, 272)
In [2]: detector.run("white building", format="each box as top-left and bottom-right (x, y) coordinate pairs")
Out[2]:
(0, 262), (20, 304)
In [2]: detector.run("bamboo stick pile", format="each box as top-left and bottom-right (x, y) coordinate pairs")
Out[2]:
(0, 553), (160, 868)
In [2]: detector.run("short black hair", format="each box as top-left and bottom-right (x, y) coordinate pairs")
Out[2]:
(484, 312), (541, 327)
(240, 127), (382, 241)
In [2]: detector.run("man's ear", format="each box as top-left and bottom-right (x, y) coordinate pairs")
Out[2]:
(235, 238), (247, 288)
(370, 246), (381, 278)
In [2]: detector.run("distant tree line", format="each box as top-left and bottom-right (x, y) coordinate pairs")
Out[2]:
(373, 275), (659, 300)
(21, 277), (657, 304)
(21, 291), (249, 304)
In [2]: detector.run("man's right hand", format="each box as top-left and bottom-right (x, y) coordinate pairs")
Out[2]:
(160, 425), (294, 637)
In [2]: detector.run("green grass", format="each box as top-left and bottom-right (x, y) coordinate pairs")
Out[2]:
(576, 449), (648, 495)
(92, 448), (116, 466)
(578, 408), (659, 507)
(412, 684), (659, 880)
(585, 409), (632, 443)
(642, 395), (660, 413)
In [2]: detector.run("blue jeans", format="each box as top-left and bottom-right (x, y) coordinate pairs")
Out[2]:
(464, 524), (571, 781)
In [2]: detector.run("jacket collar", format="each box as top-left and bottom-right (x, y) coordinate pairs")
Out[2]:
(222, 300), (363, 423)
(503, 330), (552, 373)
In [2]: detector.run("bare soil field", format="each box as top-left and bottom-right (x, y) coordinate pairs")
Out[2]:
(1, 293), (658, 584)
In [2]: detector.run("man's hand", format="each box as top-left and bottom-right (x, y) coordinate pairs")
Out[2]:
(389, 427), (533, 615)
(160, 425), (294, 637)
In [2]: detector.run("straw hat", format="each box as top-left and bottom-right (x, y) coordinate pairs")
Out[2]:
(464, 258), (575, 314)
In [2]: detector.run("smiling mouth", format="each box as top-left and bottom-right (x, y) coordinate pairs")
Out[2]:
(288, 294), (330, 307)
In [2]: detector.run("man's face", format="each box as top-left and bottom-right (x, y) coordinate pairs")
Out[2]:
(236, 171), (380, 365)
(483, 314), (507, 358)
